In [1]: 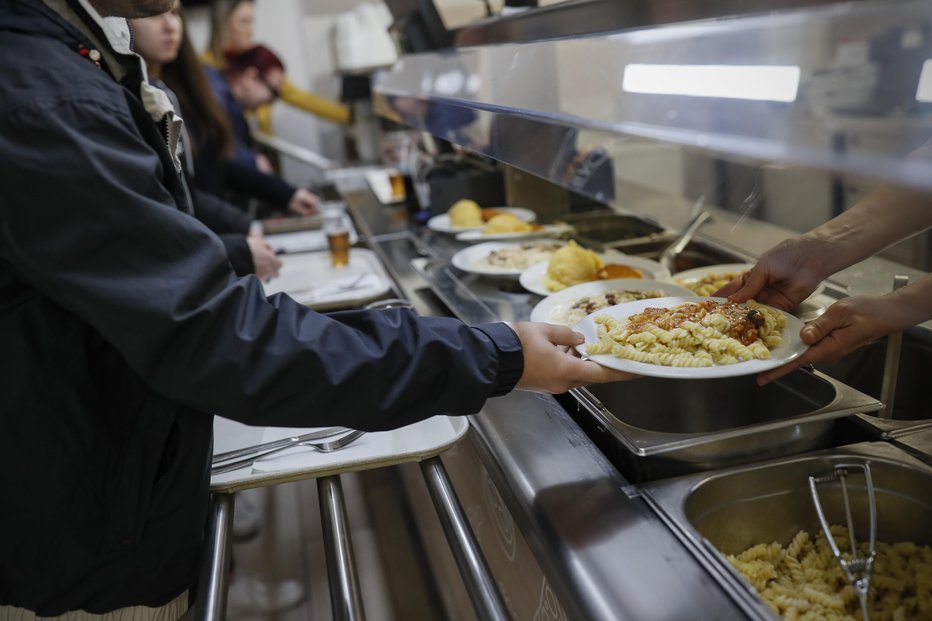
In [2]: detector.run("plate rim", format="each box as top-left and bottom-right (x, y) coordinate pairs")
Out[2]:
(529, 278), (695, 324)
(573, 295), (808, 379)
(454, 222), (571, 242)
(450, 240), (566, 277)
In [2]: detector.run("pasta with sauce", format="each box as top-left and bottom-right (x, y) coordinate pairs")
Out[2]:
(586, 299), (786, 367)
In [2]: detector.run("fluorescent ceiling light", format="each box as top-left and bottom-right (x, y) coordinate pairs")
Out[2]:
(916, 59), (932, 102)
(623, 64), (800, 102)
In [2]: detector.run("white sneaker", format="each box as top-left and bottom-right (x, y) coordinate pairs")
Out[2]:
(225, 572), (306, 618)
(232, 493), (261, 542)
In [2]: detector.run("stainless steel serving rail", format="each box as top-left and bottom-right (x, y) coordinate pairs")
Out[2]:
(196, 465), (512, 621)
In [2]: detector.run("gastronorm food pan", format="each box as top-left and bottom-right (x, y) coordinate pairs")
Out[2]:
(553, 212), (668, 249)
(639, 442), (932, 621)
(570, 369), (881, 479)
(892, 426), (932, 466)
(815, 331), (932, 438)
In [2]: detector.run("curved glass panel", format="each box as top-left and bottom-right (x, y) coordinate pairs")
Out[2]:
(375, 0), (932, 194)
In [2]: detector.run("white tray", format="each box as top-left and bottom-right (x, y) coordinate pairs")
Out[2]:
(262, 248), (392, 310)
(211, 415), (469, 492)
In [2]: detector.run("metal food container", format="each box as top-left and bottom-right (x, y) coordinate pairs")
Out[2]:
(816, 331), (932, 438)
(554, 211), (668, 249)
(640, 442), (932, 621)
(892, 426), (932, 466)
(570, 369), (881, 480)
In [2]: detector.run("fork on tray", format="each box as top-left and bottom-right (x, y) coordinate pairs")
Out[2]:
(211, 429), (367, 475)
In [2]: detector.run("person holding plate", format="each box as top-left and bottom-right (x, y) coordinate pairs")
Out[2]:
(718, 167), (932, 386)
(0, 0), (633, 614)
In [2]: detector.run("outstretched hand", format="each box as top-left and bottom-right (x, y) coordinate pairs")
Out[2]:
(511, 322), (635, 393)
(716, 238), (833, 310)
(756, 295), (907, 386)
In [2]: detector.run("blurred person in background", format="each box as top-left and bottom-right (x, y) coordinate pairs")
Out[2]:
(142, 2), (319, 218)
(205, 0), (351, 134)
(0, 0), (631, 617)
(131, 5), (281, 281)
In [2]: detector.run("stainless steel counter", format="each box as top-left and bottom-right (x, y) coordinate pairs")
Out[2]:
(343, 187), (747, 619)
(341, 181), (928, 618)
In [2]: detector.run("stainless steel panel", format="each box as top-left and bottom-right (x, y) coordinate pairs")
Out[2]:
(816, 332), (932, 438)
(892, 426), (932, 466)
(473, 390), (747, 621)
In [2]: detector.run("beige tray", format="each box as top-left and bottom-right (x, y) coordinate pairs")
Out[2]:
(210, 415), (469, 492)
(262, 247), (392, 310)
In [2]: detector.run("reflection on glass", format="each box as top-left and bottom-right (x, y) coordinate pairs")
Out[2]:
(622, 64), (800, 102)
(917, 59), (932, 102)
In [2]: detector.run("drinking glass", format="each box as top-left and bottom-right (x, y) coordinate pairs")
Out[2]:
(321, 202), (351, 268)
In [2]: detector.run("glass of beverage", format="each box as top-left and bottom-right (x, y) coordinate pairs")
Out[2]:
(321, 202), (351, 268)
(388, 169), (406, 201)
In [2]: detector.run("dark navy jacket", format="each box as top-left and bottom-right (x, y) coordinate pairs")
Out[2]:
(0, 0), (522, 614)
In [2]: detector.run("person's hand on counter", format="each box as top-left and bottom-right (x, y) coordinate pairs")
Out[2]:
(246, 232), (282, 280)
(511, 322), (635, 393)
(287, 188), (321, 216)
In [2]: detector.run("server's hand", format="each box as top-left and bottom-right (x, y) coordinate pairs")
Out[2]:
(511, 322), (634, 393)
(757, 286), (932, 386)
(716, 238), (832, 310)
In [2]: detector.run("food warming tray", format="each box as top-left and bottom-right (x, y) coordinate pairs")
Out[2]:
(571, 370), (881, 478)
(639, 442), (932, 621)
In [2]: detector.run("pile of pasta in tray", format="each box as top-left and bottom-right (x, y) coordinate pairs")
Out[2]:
(587, 299), (786, 367)
(729, 525), (932, 621)
(677, 270), (746, 296)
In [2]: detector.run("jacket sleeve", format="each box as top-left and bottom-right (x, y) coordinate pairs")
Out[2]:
(257, 78), (351, 129)
(221, 158), (296, 211)
(193, 189), (252, 235)
(0, 96), (523, 431)
(217, 234), (255, 276)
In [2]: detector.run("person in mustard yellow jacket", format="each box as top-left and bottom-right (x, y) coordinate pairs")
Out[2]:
(205, 0), (350, 132)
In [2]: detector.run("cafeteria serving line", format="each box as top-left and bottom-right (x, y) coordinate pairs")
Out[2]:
(224, 0), (932, 619)
(3, 0), (932, 620)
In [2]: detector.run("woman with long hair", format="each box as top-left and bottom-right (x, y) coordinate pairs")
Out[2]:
(136, 4), (319, 218)
(131, 6), (284, 280)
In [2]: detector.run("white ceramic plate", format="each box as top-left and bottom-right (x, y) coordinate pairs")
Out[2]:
(529, 279), (694, 326)
(574, 296), (808, 379)
(454, 223), (573, 243)
(519, 252), (672, 296)
(673, 262), (826, 299)
(450, 240), (566, 278)
(426, 207), (536, 234)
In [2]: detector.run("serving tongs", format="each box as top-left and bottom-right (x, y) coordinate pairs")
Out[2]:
(808, 462), (877, 621)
